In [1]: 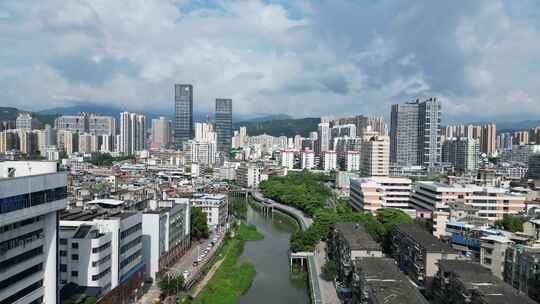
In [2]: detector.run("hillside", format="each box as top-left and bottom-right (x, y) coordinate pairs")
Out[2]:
(233, 117), (320, 137)
(0, 107), (58, 127)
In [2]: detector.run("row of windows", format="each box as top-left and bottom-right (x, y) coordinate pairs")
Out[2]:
(92, 241), (111, 253)
(0, 229), (43, 254)
(0, 246), (43, 270)
(0, 263), (43, 290)
(120, 249), (141, 269)
(92, 254), (111, 267)
(92, 267), (111, 281)
(0, 280), (43, 304)
(0, 215), (42, 234)
(0, 186), (67, 214)
(120, 236), (141, 254)
(120, 223), (142, 240)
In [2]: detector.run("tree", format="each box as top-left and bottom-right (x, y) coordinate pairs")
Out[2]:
(321, 260), (338, 281)
(191, 207), (209, 240)
(494, 215), (525, 232)
(158, 274), (184, 296)
(376, 208), (414, 232)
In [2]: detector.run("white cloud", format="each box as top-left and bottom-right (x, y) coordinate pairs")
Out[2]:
(0, 0), (540, 122)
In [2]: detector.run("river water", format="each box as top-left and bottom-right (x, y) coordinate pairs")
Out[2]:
(237, 203), (309, 304)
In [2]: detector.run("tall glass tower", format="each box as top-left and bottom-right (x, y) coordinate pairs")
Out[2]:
(215, 98), (232, 155)
(174, 84), (193, 148)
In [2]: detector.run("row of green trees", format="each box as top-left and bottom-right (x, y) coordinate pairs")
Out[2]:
(260, 172), (413, 252)
(88, 153), (135, 166)
(259, 172), (330, 216)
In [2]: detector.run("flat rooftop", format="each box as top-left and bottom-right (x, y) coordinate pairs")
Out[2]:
(355, 257), (429, 304)
(335, 222), (381, 251)
(438, 260), (537, 304)
(61, 209), (137, 221)
(394, 224), (457, 253)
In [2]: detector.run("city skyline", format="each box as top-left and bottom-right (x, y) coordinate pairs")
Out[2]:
(1, 1), (540, 122)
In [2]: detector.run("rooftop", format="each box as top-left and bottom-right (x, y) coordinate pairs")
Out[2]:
(438, 260), (536, 304)
(394, 224), (457, 253)
(355, 258), (429, 304)
(61, 209), (138, 222)
(335, 222), (381, 251)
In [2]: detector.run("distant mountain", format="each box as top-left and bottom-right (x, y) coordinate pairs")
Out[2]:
(0, 106), (58, 127)
(233, 117), (320, 137)
(242, 113), (292, 123)
(38, 103), (259, 123)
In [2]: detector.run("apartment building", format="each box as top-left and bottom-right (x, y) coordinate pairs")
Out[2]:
(479, 235), (514, 279)
(142, 200), (190, 280)
(351, 258), (429, 304)
(349, 177), (412, 214)
(504, 244), (540, 301)
(360, 135), (389, 177)
(280, 149), (295, 170)
(411, 181), (527, 222)
(390, 224), (459, 286)
(190, 194), (228, 228)
(300, 149), (315, 170)
(433, 260), (536, 304)
(322, 150), (338, 171)
(236, 162), (260, 188)
(343, 150), (360, 172)
(328, 223), (383, 288)
(60, 210), (145, 304)
(0, 161), (67, 304)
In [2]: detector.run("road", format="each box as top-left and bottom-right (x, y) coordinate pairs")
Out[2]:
(137, 228), (225, 304)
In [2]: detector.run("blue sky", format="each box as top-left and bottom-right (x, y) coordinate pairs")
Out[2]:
(1, 0), (540, 123)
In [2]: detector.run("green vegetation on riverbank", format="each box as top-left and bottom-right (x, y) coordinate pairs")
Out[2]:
(260, 172), (413, 252)
(193, 223), (263, 304)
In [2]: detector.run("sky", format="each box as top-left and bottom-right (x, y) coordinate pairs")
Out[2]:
(1, 0), (540, 123)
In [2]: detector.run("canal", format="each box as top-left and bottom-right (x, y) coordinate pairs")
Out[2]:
(237, 203), (309, 304)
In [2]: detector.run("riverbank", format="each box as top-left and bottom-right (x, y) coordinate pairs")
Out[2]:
(193, 223), (263, 304)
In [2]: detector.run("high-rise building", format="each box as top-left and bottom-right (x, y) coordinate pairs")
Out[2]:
(55, 113), (115, 136)
(17, 129), (38, 155)
(301, 149), (315, 170)
(390, 97), (441, 167)
(480, 123), (497, 155)
(57, 130), (79, 155)
(16, 113), (39, 130)
(355, 115), (385, 137)
(361, 135), (390, 177)
(0, 161), (68, 304)
(151, 117), (171, 148)
(442, 137), (479, 172)
(119, 112), (146, 155)
(215, 98), (233, 155)
(194, 122), (216, 142)
(344, 150), (360, 172)
(529, 154), (540, 180)
(174, 84), (193, 148)
(280, 149), (295, 169)
(513, 131), (529, 146)
(316, 122), (330, 156)
(78, 133), (94, 154)
(322, 150), (338, 171)
(182, 140), (217, 167)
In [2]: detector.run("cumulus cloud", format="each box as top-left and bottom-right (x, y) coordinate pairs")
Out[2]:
(0, 0), (539, 122)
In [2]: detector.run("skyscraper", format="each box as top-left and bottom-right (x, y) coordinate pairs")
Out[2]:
(390, 97), (441, 167)
(316, 122), (330, 156)
(480, 123), (497, 155)
(119, 112), (146, 155)
(215, 98), (232, 155)
(151, 117), (171, 148)
(174, 84), (193, 148)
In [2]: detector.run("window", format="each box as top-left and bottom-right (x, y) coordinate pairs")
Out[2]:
(71, 271), (78, 277)
(60, 250), (67, 257)
(72, 254), (79, 260)
(60, 264), (67, 272)
(71, 243), (78, 249)
(60, 238), (67, 245)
